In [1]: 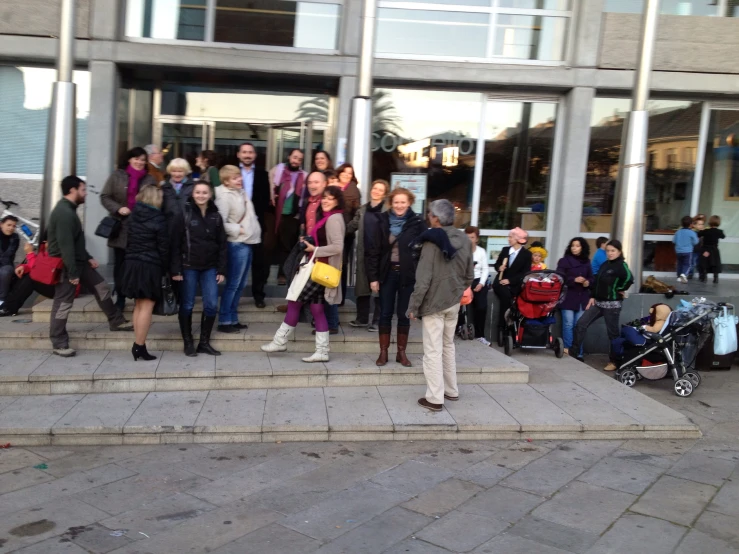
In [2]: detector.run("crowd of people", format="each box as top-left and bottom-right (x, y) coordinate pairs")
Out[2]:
(0, 142), (729, 411)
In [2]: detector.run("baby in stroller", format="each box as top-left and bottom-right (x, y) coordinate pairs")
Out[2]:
(611, 303), (672, 357)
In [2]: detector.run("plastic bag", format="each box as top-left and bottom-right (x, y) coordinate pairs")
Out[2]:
(712, 306), (738, 356)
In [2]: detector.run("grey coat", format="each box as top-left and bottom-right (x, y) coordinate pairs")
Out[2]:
(346, 201), (387, 298)
(100, 169), (157, 250)
(407, 226), (474, 318)
(313, 213), (346, 305)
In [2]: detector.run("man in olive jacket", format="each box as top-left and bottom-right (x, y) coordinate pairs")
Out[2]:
(408, 199), (474, 412)
(47, 176), (131, 357)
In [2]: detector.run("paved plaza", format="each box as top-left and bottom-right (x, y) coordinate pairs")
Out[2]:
(0, 345), (736, 553)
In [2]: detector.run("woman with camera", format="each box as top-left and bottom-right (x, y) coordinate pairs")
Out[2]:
(262, 186), (346, 363)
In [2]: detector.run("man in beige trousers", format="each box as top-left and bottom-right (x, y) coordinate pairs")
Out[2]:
(407, 199), (474, 411)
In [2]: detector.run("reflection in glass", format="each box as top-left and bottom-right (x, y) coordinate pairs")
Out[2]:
(376, 8), (488, 58)
(161, 123), (204, 165)
(478, 101), (557, 232)
(499, 0), (570, 10)
(494, 14), (568, 60)
(125, 0), (206, 40)
(604, 0), (719, 16)
(698, 109), (739, 273)
(214, 0), (340, 49)
(371, 89), (481, 227)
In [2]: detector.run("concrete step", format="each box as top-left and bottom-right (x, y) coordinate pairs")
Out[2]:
(0, 345), (528, 395)
(0, 381), (700, 447)
(31, 297), (360, 324)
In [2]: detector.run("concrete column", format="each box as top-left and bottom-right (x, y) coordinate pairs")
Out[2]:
(334, 75), (357, 165)
(547, 87), (595, 264)
(84, 60), (119, 263)
(571, 0), (605, 68)
(90, 0), (121, 40)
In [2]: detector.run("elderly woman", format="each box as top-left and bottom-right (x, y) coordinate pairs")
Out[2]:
(347, 179), (389, 330)
(408, 200), (473, 412)
(161, 158), (196, 223)
(101, 147), (158, 310)
(119, 185), (169, 361)
(492, 227), (532, 345)
(367, 187), (425, 367)
(196, 150), (221, 190)
(262, 186), (346, 363)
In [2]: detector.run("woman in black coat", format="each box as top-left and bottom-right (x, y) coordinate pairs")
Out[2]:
(366, 187), (426, 367)
(171, 182), (228, 357)
(120, 185), (170, 361)
(492, 227), (532, 344)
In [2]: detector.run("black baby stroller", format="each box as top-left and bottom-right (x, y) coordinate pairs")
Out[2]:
(614, 301), (731, 397)
(501, 270), (567, 358)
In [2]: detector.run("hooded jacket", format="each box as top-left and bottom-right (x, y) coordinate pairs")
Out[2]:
(407, 225), (474, 318)
(170, 198), (228, 276)
(124, 202), (170, 270)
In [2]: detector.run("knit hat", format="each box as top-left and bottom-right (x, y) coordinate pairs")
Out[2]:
(509, 227), (528, 245)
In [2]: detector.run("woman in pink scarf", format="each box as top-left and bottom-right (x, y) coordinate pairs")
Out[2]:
(101, 147), (158, 310)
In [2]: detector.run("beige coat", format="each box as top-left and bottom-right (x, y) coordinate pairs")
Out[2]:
(214, 186), (261, 245)
(314, 213), (346, 305)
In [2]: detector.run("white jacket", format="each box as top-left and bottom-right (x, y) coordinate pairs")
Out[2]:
(215, 186), (261, 245)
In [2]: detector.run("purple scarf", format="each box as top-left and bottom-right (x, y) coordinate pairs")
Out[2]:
(126, 166), (148, 210)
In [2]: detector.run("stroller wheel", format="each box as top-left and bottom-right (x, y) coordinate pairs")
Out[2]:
(674, 378), (694, 397)
(619, 369), (637, 388)
(497, 329), (505, 348)
(684, 372), (701, 388)
(553, 338), (564, 358)
(504, 335), (514, 356)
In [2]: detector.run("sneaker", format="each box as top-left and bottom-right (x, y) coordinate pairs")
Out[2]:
(112, 321), (134, 332)
(349, 319), (369, 328)
(476, 337), (491, 346)
(417, 398), (443, 412)
(679, 274), (687, 284)
(367, 323), (378, 332)
(53, 347), (76, 358)
(217, 324), (241, 334)
(604, 362), (617, 371)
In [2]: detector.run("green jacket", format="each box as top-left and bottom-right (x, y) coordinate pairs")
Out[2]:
(407, 226), (474, 318)
(47, 198), (91, 280)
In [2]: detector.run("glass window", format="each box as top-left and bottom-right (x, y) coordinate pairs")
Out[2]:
(371, 88), (482, 227)
(583, 98), (701, 273)
(478, 101), (557, 232)
(214, 0), (340, 49)
(376, 8), (489, 58)
(698, 109), (739, 273)
(499, 0), (570, 10)
(604, 0), (719, 16)
(493, 14), (568, 61)
(125, 0), (206, 40)
(0, 66), (89, 175)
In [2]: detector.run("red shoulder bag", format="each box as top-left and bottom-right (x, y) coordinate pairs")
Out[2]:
(29, 244), (64, 286)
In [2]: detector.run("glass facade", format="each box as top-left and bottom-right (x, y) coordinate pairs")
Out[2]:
(0, 66), (89, 175)
(125, 0), (341, 50)
(604, 0), (721, 16)
(376, 1), (571, 62)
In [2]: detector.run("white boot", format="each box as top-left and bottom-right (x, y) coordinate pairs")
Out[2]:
(261, 322), (294, 353)
(302, 331), (330, 363)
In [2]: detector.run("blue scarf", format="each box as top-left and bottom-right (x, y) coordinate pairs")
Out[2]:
(389, 210), (411, 237)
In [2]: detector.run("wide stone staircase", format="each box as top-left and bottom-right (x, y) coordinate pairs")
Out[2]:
(0, 296), (700, 446)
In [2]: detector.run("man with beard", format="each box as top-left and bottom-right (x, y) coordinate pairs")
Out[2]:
(47, 176), (132, 357)
(237, 142), (271, 308)
(269, 149), (308, 285)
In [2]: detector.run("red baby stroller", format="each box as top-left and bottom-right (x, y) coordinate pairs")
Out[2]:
(501, 270), (567, 358)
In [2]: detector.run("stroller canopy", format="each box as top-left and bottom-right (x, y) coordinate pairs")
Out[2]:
(516, 270), (567, 320)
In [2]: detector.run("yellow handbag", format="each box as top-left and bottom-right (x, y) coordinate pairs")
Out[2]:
(311, 261), (341, 288)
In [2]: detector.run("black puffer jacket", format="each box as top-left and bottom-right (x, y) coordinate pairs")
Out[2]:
(124, 202), (170, 270)
(366, 210), (426, 287)
(170, 198), (227, 276)
(161, 179), (196, 231)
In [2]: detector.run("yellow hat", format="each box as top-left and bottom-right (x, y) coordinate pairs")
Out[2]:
(529, 246), (548, 259)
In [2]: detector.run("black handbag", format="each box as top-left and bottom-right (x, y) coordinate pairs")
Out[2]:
(154, 276), (179, 316)
(94, 216), (121, 239)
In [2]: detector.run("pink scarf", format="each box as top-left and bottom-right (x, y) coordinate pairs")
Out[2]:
(126, 166), (148, 210)
(310, 209), (343, 263)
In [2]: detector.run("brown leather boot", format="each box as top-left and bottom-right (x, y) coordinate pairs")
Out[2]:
(376, 326), (391, 366)
(396, 326), (412, 367)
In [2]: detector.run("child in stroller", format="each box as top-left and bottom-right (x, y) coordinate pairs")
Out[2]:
(500, 270), (566, 358)
(613, 300), (725, 397)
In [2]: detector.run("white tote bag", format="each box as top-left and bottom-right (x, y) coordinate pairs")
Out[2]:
(285, 253), (315, 302)
(712, 305), (738, 356)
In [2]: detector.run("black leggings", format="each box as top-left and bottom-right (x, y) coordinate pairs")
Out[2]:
(2, 275), (55, 314)
(571, 304), (621, 361)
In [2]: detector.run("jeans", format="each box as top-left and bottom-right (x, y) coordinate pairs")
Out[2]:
(379, 270), (413, 328)
(180, 268), (219, 317)
(0, 265), (14, 301)
(219, 242), (253, 325)
(676, 253), (691, 278)
(688, 252), (700, 278)
(561, 309), (585, 353)
(324, 303), (339, 329)
(422, 304), (460, 404)
(571, 304), (622, 362)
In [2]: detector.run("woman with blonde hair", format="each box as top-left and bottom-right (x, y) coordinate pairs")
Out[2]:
(347, 178), (389, 330)
(161, 158), (196, 225)
(120, 185), (170, 361)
